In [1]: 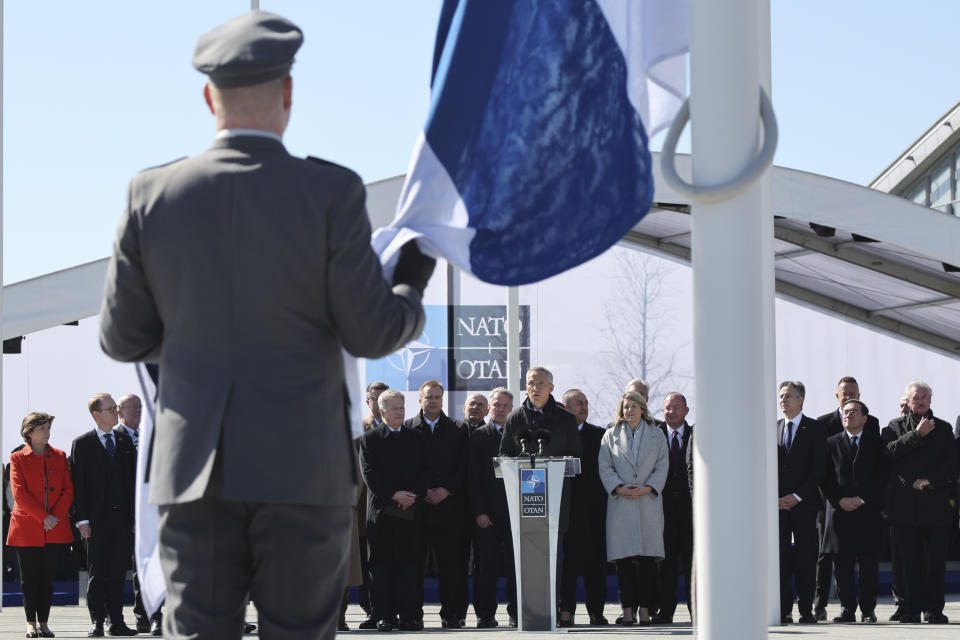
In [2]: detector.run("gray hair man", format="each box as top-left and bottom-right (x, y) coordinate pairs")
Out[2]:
(882, 381), (956, 624)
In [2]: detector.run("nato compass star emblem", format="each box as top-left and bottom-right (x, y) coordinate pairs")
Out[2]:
(521, 469), (546, 494)
(385, 331), (434, 384)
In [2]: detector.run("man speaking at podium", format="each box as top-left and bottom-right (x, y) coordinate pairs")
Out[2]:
(99, 11), (433, 640)
(499, 367), (582, 549)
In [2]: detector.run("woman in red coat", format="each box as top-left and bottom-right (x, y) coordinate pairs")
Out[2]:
(7, 412), (74, 638)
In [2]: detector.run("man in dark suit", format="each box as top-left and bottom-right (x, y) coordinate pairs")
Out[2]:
(71, 393), (138, 637)
(882, 380), (957, 624)
(777, 381), (826, 625)
(458, 393), (489, 431)
(821, 399), (886, 624)
(813, 376), (880, 620)
(363, 381), (390, 432)
(359, 390), (428, 632)
(557, 389), (608, 627)
(653, 392), (693, 625)
(404, 380), (469, 629)
(357, 381), (389, 627)
(98, 12), (433, 640)
(467, 388), (517, 628)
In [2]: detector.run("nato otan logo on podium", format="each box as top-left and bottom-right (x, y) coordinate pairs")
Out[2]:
(520, 469), (547, 517)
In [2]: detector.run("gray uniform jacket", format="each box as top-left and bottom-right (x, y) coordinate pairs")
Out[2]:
(100, 134), (425, 507)
(599, 420), (669, 562)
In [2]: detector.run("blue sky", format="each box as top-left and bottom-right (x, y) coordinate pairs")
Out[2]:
(3, 1), (958, 284)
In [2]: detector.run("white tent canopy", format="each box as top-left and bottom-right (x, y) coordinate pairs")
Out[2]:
(5, 155), (959, 360)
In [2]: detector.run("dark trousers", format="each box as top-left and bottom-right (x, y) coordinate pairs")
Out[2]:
(656, 518), (692, 618)
(357, 536), (372, 614)
(833, 552), (878, 615)
(417, 524), (468, 621)
(158, 471), (351, 640)
(370, 559), (419, 622)
(814, 510), (833, 610)
(778, 508), (818, 617)
(559, 517), (606, 617)
(472, 522), (516, 620)
(614, 556), (655, 611)
(87, 509), (133, 625)
(891, 524), (949, 616)
(16, 544), (61, 624)
(888, 527), (904, 607)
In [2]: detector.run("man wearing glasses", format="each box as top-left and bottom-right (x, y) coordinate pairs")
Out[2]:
(70, 393), (138, 637)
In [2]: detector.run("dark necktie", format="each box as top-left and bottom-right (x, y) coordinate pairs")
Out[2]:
(670, 431), (681, 466)
(850, 435), (859, 455)
(133, 429), (140, 451)
(104, 432), (116, 458)
(785, 421), (794, 451)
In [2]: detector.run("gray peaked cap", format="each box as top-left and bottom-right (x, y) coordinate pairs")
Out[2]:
(192, 11), (303, 88)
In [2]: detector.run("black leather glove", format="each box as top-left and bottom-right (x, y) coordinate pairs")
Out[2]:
(392, 240), (436, 296)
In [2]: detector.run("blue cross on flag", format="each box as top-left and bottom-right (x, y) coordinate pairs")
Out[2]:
(374, 0), (689, 285)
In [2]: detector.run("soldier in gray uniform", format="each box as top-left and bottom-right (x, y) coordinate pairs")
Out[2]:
(99, 11), (434, 640)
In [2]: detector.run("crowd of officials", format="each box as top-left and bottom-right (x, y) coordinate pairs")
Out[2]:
(351, 370), (960, 631)
(2, 374), (958, 636)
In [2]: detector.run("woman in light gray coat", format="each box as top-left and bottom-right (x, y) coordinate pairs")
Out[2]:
(599, 392), (669, 625)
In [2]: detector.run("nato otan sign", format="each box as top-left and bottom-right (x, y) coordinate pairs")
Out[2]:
(520, 468), (547, 518)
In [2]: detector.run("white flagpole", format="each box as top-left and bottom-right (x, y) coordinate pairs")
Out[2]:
(505, 287), (521, 399)
(757, 1), (781, 627)
(689, 0), (774, 638)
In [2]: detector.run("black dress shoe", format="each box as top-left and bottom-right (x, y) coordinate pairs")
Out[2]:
(557, 617), (574, 628)
(107, 624), (138, 637)
(441, 618), (462, 629)
(135, 619), (151, 634)
(88, 623), (105, 638)
(650, 615), (673, 625)
(589, 615), (609, 626)
(899, 613), (922, 624)
(861, 612), (877, 623)
(150, 620), (162, 637)
(244, 622), (257, 634)
(26, 631), (39, 639)
(377, 620), (394, 632)
(476, 618), (498, 629)
(815, 607), (827, 621)
(797, 613), (817, 624)
(359, 617), (379, 630)
(833, 610), (856, 623)
(780, 615), (793, 625)
(38, 631), (55, 639)
(614, 616), (635, 626)
(889, 606), (903, 621)
(927, 612), (949, 624)
(458, 618), (466, 628)
(397, 620), (419, 631)
(338, 620), (350, 632)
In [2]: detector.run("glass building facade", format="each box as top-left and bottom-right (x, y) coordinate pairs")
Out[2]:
(896, 137), (960, 216)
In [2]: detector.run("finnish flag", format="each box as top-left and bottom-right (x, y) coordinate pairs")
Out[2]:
(375, 0), (689, 285)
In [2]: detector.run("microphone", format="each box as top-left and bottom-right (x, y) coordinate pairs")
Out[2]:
(535, 428), (551, 456)
(517, 429), (533, 456)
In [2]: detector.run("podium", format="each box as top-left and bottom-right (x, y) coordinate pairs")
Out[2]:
(495, 456), (580, 631)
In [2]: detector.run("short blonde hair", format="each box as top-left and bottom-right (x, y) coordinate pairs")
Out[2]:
(88, 393), (113, 416)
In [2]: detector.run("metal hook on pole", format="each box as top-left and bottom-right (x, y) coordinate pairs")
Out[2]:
(660, 87), (778, 203)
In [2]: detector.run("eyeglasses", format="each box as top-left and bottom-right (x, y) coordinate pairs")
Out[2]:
(97, 406), (119, 413)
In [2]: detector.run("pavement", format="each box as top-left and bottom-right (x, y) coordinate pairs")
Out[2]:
(1, 597), (960, 638)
